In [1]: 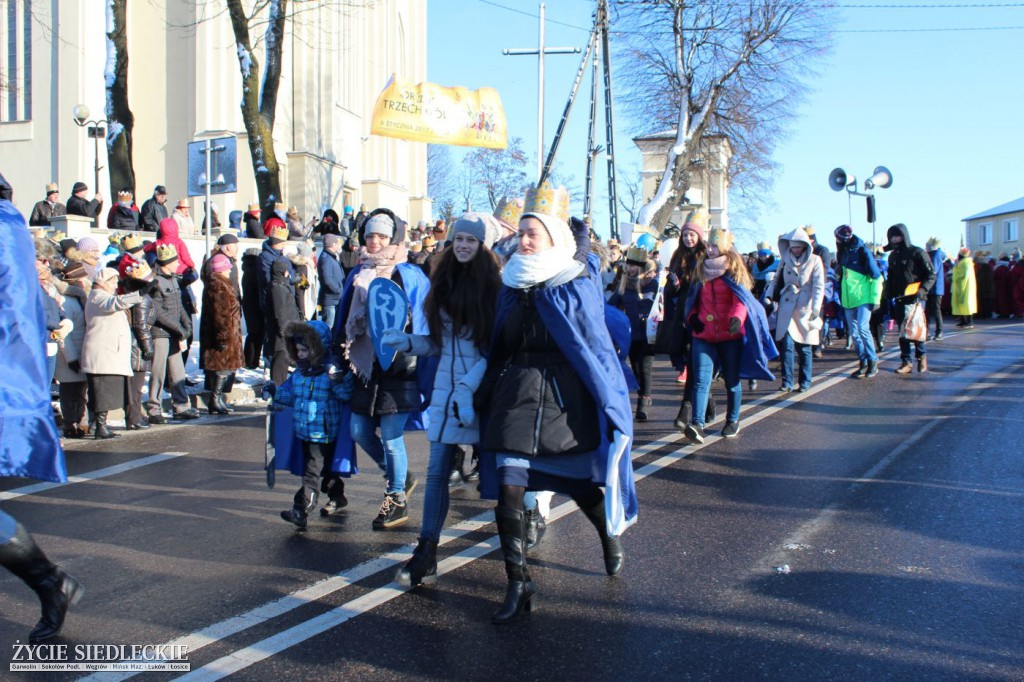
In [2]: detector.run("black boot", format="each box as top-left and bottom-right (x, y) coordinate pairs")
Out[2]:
(280, 487), (317, 530)
(448, 447), (466, 488)
(395, 538), (438, 587)
(207, 373), (230, 415)
(636, 395), (652, 422)
(464, 447), (480, 483)
(525, 507), (547, 550)
(705, 396), (717, 424)
(575, 494), (624, 576)
(674, 401), (691, 431)
(93, 412), (118, 440)
(0, 523), (84, 643)
(491, 507), (537, 624)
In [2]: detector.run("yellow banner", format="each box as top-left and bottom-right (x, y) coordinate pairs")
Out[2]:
(370, 75), (508, 150)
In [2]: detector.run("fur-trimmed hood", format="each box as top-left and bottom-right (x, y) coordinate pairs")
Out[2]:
(64, 246), (99, 264)
(284, 320), (331, 370)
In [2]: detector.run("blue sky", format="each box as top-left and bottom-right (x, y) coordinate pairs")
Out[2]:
(427, 1), (1023, 253)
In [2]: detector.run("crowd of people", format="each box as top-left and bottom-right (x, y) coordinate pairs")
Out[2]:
(5, 165), (1024, 639)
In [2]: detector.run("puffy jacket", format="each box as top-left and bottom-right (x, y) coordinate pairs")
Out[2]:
(266, 277), (301, 355)
(690, 276), (747, 343)
(928, 248), (947, 295)
(407, 314), (488, 445)
(108, 203), (140, 231)
(773, 227), (825, 344)
(883, 223), (936, 301)
(837, 235), (883, 309)
(150, 271), (191, 340)
(129, 293), (157, 372)
(481, 288), (599, 457)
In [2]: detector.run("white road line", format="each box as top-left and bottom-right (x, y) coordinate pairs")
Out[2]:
(98, 331), (998, 681)
(0, 453), (187, 502)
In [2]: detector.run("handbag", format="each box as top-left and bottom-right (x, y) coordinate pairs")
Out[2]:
(900, 301), (927, 342)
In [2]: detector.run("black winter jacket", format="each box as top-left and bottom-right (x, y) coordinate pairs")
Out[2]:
(129, 293), (157, 371)
(883, 223), (936, 301)
(265, 278), (301, 355)
(481, 288), (599, 457)
(150, 272), (191, 340)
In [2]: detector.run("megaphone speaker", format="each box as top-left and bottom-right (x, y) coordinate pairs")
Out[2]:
(865, 166), (892, 190)
(829, 168), (850, 192)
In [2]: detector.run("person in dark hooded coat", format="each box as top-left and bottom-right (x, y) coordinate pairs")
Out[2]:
(240, 248), (264, 369)
(314, 208), (342, 237)
(266, 258), (301, 385)
(882, 223), (936, 374)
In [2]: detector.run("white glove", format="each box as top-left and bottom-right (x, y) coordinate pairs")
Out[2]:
(380, 329), (410, 354)
(450, 383), (476, 427)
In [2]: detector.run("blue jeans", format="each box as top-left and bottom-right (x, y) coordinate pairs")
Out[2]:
(692, 337), (743, 426)
(321, 303), (337, 330)
(845, 305), (877, 363)
(780, 333), (813, 390)
(350, 412), (409, 495)
(419, 441), (460, 542)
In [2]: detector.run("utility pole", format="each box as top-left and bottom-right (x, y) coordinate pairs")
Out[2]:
(502, 3), (580, 182)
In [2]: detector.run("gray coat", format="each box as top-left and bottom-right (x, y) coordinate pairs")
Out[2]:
(775, 227), (825, 345)
(81, 290), (142, 376)
(55, 287), (88, 383)
(407, 316), (488, 445)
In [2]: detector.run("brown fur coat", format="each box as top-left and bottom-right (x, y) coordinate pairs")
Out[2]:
(199, 274), (244, 371)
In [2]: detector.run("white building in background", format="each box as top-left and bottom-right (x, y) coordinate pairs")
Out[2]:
(0, 0), (430, 225)
(633, 130), (732, 231)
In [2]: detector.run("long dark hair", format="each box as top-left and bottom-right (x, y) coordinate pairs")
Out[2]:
(668, 239), (707, 283)
(423, 244), (503, 350)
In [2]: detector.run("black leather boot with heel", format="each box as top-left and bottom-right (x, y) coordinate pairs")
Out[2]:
(575, 494), (625, 576)
(491, 506), (537, 624)
(0, 523), (84, 643)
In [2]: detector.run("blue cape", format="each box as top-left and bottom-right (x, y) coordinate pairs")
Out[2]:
(270, 403), (358, 478)
(480, 254), (639, 536)
(0, 198), (67, 483)
(684, 276), (779, 382)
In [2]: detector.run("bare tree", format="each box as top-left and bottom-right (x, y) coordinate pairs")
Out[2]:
(617, 164), (643, 223)
(229, 0), (288, 214)
(614, 0), (832, 231)
(465, 136), (530, 211)
(106, 0), (136, 194)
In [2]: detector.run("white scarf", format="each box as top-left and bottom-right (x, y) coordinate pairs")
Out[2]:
(502, 246), (577, 289)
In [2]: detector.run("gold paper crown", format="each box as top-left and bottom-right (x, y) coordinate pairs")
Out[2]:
(494, 197), (524, 227)
(523, 182), (571, 222)
(155, 243), (178, 263)
(269, 224), (289, 241)
(122, 234), (144, 252)
(125, 260), (153, 281)
(682, 207), (710, 232)
(625, 245), (649, 264)
(708, 226), (734, 253)
(118, 190), (133, 199)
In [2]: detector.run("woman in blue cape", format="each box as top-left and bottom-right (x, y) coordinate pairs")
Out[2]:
(0, 172), (84, 642)
(331, 208), (431, 531)
(478, 185), (638, 624)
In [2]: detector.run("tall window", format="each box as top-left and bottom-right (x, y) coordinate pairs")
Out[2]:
(1003, 218), (1019, 243)
(0, 0), (31, 123)
(979, 223), (992, 245)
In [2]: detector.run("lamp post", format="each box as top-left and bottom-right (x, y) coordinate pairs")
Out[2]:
(72, 104), (108, 194)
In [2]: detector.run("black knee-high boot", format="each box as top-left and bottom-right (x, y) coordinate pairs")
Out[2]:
(491, 506), (536, 624)
(396, 538), (438, 587)
(574, 494), (625, 576)
(0, 523), (84, 643)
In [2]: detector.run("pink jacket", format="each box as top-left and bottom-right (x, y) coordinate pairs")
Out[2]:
(691, 277), (747, 343)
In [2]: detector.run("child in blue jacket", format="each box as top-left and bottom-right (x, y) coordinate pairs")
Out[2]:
(270, 320), (354, 530)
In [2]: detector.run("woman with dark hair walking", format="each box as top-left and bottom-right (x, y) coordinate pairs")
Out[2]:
(383, 213), (504, 587)
(478, 184), (638, 624)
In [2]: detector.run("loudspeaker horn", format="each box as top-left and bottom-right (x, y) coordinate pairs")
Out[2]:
(865, 166), (892, 190)
(829, 168), (854, 192)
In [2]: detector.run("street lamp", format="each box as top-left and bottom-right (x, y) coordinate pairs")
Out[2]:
(72, 104), (108, 194)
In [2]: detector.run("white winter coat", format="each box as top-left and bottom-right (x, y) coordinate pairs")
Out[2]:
(774, 227), (825, 345)
(81, 289), (142, 376)
(407, 314), (488, 445)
